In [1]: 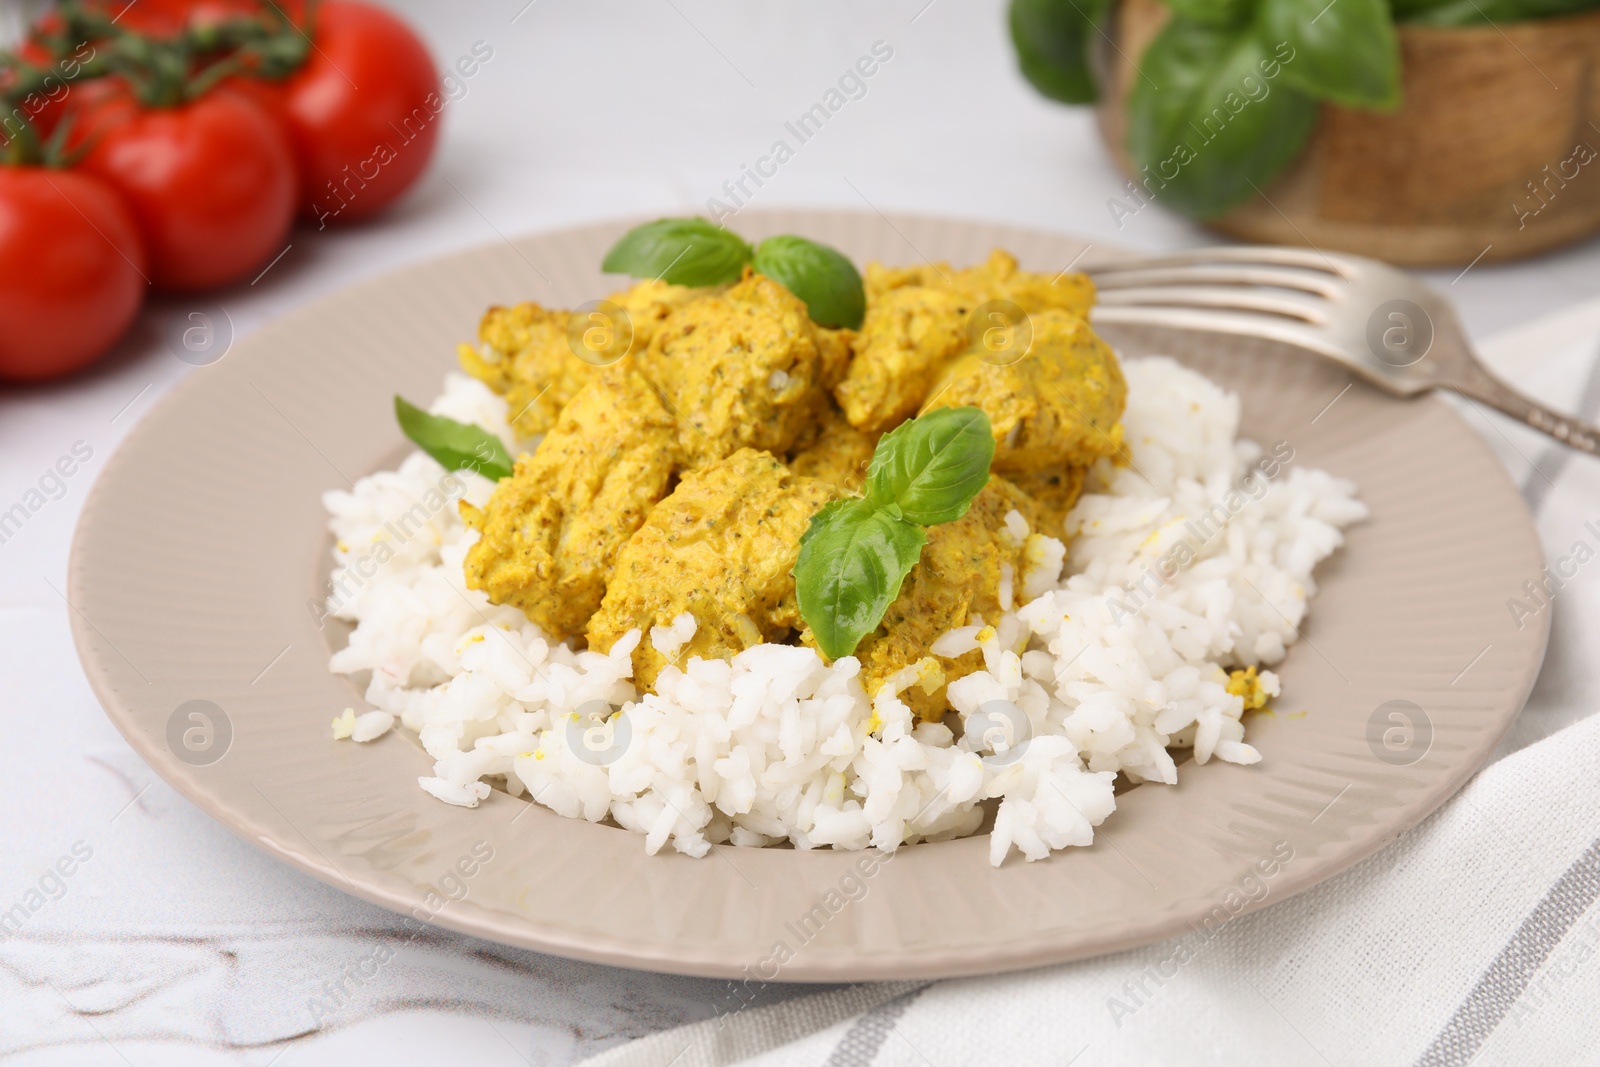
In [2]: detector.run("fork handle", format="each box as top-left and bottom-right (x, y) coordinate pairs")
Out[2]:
(1448, 361), (1600, 455)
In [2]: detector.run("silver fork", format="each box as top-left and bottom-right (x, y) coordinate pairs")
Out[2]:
(1085, 246), (1598, 454)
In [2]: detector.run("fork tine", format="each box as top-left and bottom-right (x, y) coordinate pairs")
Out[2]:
(1096, 285), (1330, 324)
(1088, 246), (1360, 278)
(1091, 304), (1352, 362)
(1091, 265), (1344, 299)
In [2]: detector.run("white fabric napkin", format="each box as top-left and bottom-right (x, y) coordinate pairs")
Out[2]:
(579, 299), (1600, 1067)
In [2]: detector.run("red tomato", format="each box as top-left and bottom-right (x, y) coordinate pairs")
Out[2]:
(218, 70), (289, 126)
(281, 0), (441, 225)
(0, 167), (147, 382)
(73, 89), (295, 291)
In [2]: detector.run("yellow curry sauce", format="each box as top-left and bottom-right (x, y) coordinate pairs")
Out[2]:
(456, 249), (1127, 719)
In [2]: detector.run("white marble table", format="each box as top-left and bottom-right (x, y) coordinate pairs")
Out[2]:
(4, 2), (1599, 1063)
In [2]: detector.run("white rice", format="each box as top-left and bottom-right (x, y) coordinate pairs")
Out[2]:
(321, 358), (1366, 865)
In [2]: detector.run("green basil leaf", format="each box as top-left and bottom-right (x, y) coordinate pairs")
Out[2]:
(1259, 0), (1399, 109)
(601, 218), (753, 287)
(1008, 0), (1110, 105)
(794, 498), (928, 662)
(795, 406), (998, 659)
(395, 395), (514, 481)
(1126, 18), (1318, 219)
(1162, 0), (1257, 27)
(866, 406), (995, 525)
(752, 235), (866, 329)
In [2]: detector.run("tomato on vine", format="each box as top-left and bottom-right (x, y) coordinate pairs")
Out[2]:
(0, 0), (442, 379)
(277, 1), (442, 225)
(0, 166), (147, 381)
(70, 85), (297, 291)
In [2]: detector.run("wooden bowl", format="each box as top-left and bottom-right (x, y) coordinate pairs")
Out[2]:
(1095, 0), (1600, 266)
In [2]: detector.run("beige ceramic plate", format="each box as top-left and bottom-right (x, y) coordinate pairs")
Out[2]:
(69, 211), (1548, 981)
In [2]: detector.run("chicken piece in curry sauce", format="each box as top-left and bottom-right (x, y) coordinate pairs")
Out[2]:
(921, 308), (1125, 475)
(457, 281), (710, 439)
(586, 449), (837, 690)
(459, 366), (676, 638)
(847, 477), (1042, 720)
(633, 271), (829, 467)
(457, 301), (594, 439)
(787, 402), (880, 492)
(456, 248), (1126, 718)
(834, 249), (1100, 436)
(864, 248), (1096, 317)
(833, 285), (971, 435)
